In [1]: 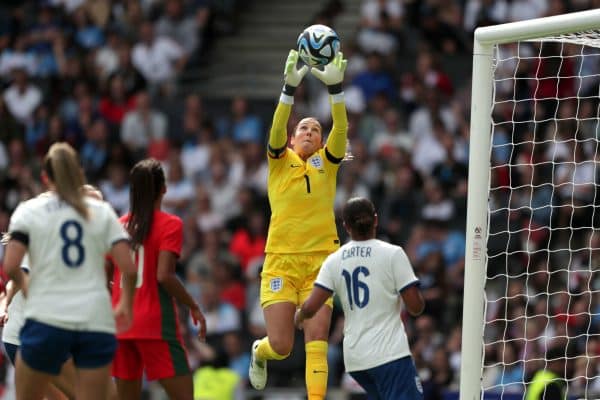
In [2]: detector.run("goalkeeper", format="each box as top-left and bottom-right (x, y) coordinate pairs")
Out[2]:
(248, 49), (348, 400)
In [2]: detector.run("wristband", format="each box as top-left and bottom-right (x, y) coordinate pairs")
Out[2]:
(282, 83), (297, 96)
(327, 83), (343, 95)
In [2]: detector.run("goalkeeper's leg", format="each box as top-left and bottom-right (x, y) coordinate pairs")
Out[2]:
(303, 305), (332, 400)
(249, 302), (296, 390)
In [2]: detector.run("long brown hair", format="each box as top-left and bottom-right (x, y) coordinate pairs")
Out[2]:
(43, 142), (89, 219)
(127, 159), (165, 249)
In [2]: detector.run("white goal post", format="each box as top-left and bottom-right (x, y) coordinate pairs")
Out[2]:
(461, 9), (600, 400)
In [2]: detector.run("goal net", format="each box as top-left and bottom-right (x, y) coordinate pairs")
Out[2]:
(461, 10), (600, 400)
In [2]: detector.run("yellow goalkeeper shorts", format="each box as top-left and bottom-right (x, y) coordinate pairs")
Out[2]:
(260, 252), (334, 308)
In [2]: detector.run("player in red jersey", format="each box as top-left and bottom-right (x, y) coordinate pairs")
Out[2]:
(110, 158), (206, 400)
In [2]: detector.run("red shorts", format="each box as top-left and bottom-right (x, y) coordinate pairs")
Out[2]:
(112, 339), (190, 381)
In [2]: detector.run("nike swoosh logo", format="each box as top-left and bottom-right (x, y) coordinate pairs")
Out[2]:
(290, 164), (301, 168)
(313, 370), (327, 374)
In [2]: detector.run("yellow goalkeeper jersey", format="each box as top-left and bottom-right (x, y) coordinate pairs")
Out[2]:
(265, 99), (348, 254)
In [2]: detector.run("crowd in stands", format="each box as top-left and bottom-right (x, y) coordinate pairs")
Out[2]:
(1, 0), (600, 398)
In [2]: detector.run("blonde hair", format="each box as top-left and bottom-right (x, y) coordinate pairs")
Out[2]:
(44, 143), (89, 219)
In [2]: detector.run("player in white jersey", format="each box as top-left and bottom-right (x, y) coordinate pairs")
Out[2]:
(295, 197), (425, 400)
(0, 256), (72, 400)
(3, 143), (137, 400)
(1, 185), (118, 400)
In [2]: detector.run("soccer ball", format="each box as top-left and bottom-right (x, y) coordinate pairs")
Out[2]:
(297, 24), (341, 67)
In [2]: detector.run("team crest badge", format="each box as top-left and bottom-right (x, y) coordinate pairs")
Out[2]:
(309, 155), (323, 169)
(270, 277), (283, 292)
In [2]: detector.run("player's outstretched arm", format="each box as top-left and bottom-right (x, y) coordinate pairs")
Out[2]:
(157, 250), (207, 341)
(311, 52), (348, 160)
(295, 286), (332, 329)
(3, 240), (27, 297)
(111, 240), (138, 333)
(268, 50), (308, 158)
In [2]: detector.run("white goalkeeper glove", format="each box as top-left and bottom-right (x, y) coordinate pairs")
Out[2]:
(283, 50), (308, 95)
(311, 52), (348, 94)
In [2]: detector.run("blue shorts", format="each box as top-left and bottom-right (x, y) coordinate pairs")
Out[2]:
(349, 356), (423, 400)
(3, 342), (18, 365)
(19, 319), (117, 375)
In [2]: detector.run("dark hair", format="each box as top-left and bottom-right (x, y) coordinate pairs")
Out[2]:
(127, 159), (165, 249)
(342, 197), (376, 237)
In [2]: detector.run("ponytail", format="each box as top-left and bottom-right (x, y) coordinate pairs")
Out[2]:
(127, 159), (165, 249)
(44, 143), (89, 219)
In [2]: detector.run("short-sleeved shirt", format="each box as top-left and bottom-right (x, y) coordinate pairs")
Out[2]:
(315, 239), (419, 372)
(8, 193), (128, 334)
(112, 210), (184, 341)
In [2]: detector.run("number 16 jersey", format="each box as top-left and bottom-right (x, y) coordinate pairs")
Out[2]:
(315, 238), (419, 372)
(112, 210), (184, 341)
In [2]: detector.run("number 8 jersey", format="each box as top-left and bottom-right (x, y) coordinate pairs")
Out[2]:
(314, 239), (419, 372)
(8, 192), (129, 334)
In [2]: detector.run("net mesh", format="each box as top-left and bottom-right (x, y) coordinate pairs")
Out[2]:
(484, 30), (600, 398)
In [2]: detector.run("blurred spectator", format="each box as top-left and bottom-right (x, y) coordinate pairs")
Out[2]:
(195, 280), (241, 338)
(204, 158), (240, 222)
(352, 52), (396, 103)
(357, 0), (403, 55)
(163, 149), (195, 217)
(64, 92), (97, 148)
(99, 162), (130, 215)
(111, 0), (146, 41)
(192, 187), (224, 234)
(120, 90), (168, 160)
(94, 29), (122, 81)
(229, 210), (266, 274)
(155, 0), (201, 56)
(181, 119), (214, 181)
(98, 74), (136, 131)
(72, 6), (104, 50)
(0, 36), (37, 78)
(131, 20), (186, 95)
(213, 257), (245, 311)
(369, 108), (412, 156)
(416, 248), (446, 321)
(412, 117), (449, 176)
(113, 41), (147, 96)
(3, 67), (42, 124)
(217, 96), (263, 144)
(431, 134), (468, 197)
(237, 142), (268, 194)
(380, 164), (422, 243)
(409, 88), (458, 144)
(414, 50), (453, 97)
(419, 5), (467, 54)
(80, 118), (109, 181)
